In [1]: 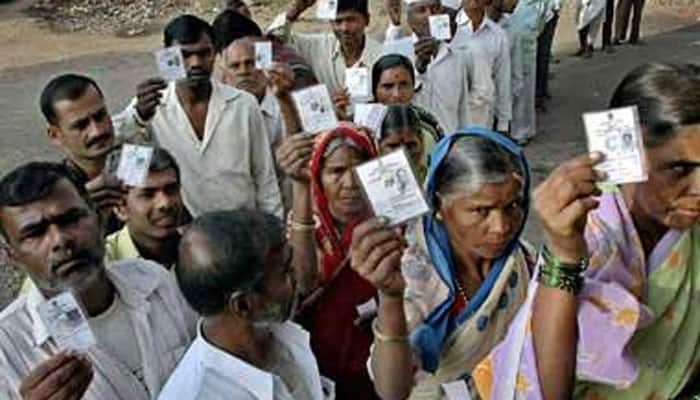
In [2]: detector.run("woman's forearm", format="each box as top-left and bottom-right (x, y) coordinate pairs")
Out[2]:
(372, 293), (415, 400)
(532, 285), (578, 400)
(290, 181), (317, 294)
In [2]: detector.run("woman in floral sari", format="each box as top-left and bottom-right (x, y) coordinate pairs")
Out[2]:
(474, 62), (700, 399)
(277, 125), (381, 399)
(350, 127), (598, 399)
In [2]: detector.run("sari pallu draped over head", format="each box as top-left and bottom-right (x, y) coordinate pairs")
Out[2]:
(302, 125), (381, 400)
(398, 127), (539, 399)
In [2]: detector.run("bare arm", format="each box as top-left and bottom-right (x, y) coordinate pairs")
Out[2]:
(372, 293), (415, 400)
(351, 218), (415, 400)
(276, 134), (317, 294)
(532, 153), (604, 399)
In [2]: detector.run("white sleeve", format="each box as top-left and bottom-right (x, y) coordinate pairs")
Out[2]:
(494, 33), (512, 131)
(249, 105), (284, 219)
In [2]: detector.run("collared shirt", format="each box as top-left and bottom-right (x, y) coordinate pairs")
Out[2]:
(384, 26), (473, 133)
(114, 80), (283, 219)
(105, 225), (140, 263)
(158, 321), (333, 400)
(452, 12), (512, 131)
(280, 19), (384, 93)
(0, 259), (197, 399)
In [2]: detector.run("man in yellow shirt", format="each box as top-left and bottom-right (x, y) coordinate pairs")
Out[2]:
(105, 147), (186, 268)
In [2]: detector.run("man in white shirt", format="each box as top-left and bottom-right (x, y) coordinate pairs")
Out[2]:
(0, 162), (196, 400)
(159, 209), (331, 400)
(116, 15), (283, 219)
(384, 0), (472, 133)
(452, 0), (512, 133)
(273, 0), (383, 102)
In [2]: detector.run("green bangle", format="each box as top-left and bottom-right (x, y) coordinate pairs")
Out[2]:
(538, 246), (587, 294)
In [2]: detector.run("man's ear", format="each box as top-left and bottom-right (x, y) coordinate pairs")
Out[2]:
(46, 125), (63, 148)
(228, 291), (255, 320)
(113, 202), (129, 223)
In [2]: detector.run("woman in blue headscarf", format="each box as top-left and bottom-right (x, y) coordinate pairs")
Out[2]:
(350, 128), (599, 399)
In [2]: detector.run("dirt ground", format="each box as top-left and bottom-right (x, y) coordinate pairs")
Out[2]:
(0, 0), (699, 307)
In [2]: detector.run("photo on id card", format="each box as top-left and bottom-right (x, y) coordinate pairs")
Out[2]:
(255, 41), (273, 69)
(429, 14), (452, 40)
(582, 105), (647, 185)
(354, 103), (388, 137)
(292, 84), (339, 134)
(345, 67), (371, 99)
(116, 144), (154, 187)
(154, 46), (187, 82)
(355, 149), (430, 226)
(37, 292), (96, 351)
(316, 0), (338, 20)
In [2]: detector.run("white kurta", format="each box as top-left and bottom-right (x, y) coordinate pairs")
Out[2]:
(499, 0), (551, 140)
(452, 13), (512, 132)
(115, 80), (283, 219)
(158, 321), (333, 400)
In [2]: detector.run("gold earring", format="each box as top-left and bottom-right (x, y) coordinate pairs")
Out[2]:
(435, 212), (443, 221)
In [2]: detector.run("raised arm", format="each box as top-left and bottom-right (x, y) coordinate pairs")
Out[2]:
(531, 153), (604, 399)
(350, 218), (415, 400)
(276, 133), (318, 294)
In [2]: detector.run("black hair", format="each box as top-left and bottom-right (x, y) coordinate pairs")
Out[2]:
(212, 9), (263, 53)
(380, 104), (422, 141)
(371, 54), (416, 99)
(39, 74), (103, 125)
(609, 63), (700, 147)
(149, 147), (181, 183)
(164, 14), (215, 47)
(176, 209), (285, 316)
(0, 162), (91, 237)
(338, 0), (369, 16)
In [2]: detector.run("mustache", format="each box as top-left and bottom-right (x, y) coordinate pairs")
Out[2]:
(49, 248), (100, 275)
(151, 207), (181, 222)
(86, 133), (113, 148)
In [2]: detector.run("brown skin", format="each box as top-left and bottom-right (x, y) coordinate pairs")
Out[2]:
(1, 180), (118, 400)
(276, 133), (318, 293)
(114, 169), (183, 267)
(462, 0), (489, 31)
(377, 128), (424, 170)
(18, 351), (94, 400)
(136, 33), (216, 140)
(332, 88), (352, 121)
(384, 0), (402, 25)
(182, 230), (296, 368)
(287, 1), (369, 67)
(221, 40), (268, 102)
(622, 125), (700, 255)
(321, 146), (370, 226)
(330, 10), (370, 67)
(439, 175), (525, 296)
(375, 66), (415, 105)
(406, 1), (442, 72)
(46, 85), (126, 215)
(352, 153), (603, 399)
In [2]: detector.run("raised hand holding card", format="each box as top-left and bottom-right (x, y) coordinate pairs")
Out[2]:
(154, 47), (187, 82)
(355, 149), (430, 226)
(292, 84), (339, 134)
(583, 106), (647, 185)
(37, 292), (96, 352)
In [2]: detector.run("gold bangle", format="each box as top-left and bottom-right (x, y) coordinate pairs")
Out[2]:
(290, 219), (315, 232)
(372, 318), (409, 343)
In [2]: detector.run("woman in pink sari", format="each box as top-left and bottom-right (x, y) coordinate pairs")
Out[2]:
(476, 63), (700, 399)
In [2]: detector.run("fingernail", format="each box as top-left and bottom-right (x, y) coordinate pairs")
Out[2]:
(590, 152), (604, 162)
(378, 216), (390, 225)
(595, 169), (608, 180)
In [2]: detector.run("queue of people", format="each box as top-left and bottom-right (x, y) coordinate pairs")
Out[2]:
(0, 1), (697, 400)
